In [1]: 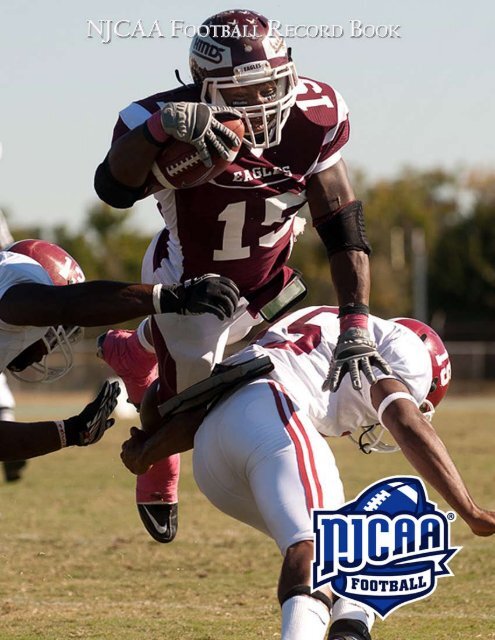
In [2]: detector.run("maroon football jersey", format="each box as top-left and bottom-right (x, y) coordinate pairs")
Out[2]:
(113, 77), (349, 312)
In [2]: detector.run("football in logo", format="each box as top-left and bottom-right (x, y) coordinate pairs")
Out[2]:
(349, 478), (429, 515)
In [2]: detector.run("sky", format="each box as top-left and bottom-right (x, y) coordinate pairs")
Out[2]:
(0, 0), (494, 234)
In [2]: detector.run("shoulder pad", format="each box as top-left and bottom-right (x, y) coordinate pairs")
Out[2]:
(294, 77), (348, 129)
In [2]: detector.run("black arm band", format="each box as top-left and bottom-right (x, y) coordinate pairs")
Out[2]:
(338, 302), (370, 317)
(94, 156), (148, 209)
(314, 200), (371, 256)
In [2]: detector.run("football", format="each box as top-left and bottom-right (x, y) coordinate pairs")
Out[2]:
(151, 116), (244, 189)
(349, 477), (428, 516)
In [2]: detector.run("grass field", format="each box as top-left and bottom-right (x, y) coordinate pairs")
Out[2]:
(1, 391), (494, 639)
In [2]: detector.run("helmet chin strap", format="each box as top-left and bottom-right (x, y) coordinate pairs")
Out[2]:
(174, 69), (187, 87)
(350, 397), (436, 455)
(349, 425), (401, 455)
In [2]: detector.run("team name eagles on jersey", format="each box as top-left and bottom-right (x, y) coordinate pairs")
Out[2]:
(113, 78), (350, 312)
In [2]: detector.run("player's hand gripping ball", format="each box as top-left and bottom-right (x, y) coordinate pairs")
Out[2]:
(151, 107), (244, 189)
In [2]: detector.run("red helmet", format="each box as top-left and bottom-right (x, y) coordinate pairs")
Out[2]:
(350, 317), (451, 455)
(189, 10), (298, 149)
(7, 239), (85, 382)
(393, 318), (451, 409)
(8, 239), (85, 285)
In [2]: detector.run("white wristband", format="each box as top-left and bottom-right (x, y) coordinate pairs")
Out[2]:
(152, 284), (163, 314)
(136, 319), (155, 354)
(377, 392), (418, 425)
(55, 420), (67, 448)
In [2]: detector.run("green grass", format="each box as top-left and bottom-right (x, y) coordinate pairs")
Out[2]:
(1, 392), (494, 639)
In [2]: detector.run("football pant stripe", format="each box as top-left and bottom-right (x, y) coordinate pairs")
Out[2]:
(281, 386), (324, 509)
(268, 380), (321, 513)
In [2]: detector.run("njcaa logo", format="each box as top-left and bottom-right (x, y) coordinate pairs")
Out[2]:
(312, 476), (460, 618)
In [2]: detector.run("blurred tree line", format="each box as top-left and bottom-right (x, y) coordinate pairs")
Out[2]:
(6, 168), (495, 340)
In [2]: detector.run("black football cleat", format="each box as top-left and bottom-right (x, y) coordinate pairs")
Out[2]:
(328, 619), (372, 640)
(3, 460), (27, 483)
(137, 502), (178, 543)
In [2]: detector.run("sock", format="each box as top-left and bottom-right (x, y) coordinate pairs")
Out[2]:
(281, 595), (330, 640)
(331, 598), (374, 633)
(136, 455), (180, 504)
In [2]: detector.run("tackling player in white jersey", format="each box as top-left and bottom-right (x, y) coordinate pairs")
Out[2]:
(121, 306), (495, 640)
(0, 239), (238, 463)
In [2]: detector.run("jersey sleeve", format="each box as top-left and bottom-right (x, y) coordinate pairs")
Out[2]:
(306, 89), (350, 177)
(111, 85), (201, 143)
(0, 253), (53, 303)
(112, 102), (155, 142)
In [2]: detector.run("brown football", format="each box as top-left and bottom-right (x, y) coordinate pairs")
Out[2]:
(151, 116), (244, 189)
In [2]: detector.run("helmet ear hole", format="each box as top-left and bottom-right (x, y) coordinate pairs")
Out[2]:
(429, 378), (438, 393)
(420, 333), (427, 341)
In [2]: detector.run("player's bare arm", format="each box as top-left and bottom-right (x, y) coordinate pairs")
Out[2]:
(0, 381), (120, 462)
(0, 276), (240, 326)
(306, 159), (370, 307)
(120, 410), (205, 476)
(120, 378), (206, 475)
(307, 160), (391, 391)
(371, 377), (495, 537)
(96, 103), (241, 207)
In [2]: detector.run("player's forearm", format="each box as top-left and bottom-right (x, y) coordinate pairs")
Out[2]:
(107, 126), (162, 187)
(389, 415), (480, 525)
(0, 421), (61, 461)
(140, 407), (207, 467)
(0, 281), (156, 326)
(329, 250), (370, 306)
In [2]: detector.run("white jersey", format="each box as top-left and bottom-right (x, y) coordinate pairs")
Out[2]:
(225, 306), (432, 437)
(0, 251), (53, 372)
(0, 210), (14, 249)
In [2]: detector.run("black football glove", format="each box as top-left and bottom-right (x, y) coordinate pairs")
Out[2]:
(160, 102), (242, 168)
(323, 327), (392, 392)
(64, 380), (121, 446)
(160, 274), (240, 321)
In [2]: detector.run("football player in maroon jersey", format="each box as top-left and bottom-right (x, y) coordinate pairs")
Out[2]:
(94, 9), (391, 543)
(0, 239), (238, 463)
